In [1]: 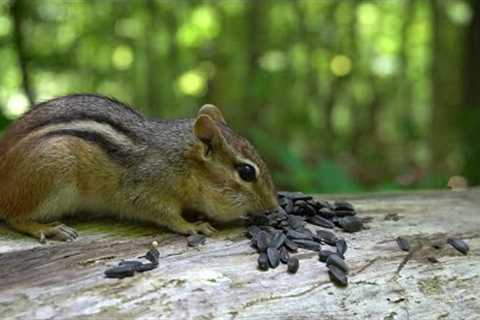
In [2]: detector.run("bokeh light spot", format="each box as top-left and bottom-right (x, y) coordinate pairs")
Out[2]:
(112, 45), (133, 70)
(177, 70), (206, 96)
(330, 55), (352, 77)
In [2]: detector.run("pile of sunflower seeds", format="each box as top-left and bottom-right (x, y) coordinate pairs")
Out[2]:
(246, 191), (363, 287)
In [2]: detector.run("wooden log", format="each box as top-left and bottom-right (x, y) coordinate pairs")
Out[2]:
(0, 189), (479, 319)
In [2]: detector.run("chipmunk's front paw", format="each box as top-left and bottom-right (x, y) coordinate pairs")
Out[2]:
(194, 222), (217, 236)
(38, 223), (78, 243)
(7, 220), (78, 243)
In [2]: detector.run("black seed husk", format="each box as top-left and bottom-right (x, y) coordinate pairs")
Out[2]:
(279, 246), (290, 264)
(105, 265), (136, 279)
(328, 265), (348, 287)
(258, 252), (269, 271)
(326, 254), (349, 273)
(306, 215), (335, 229)
(315, 230), (338, 245)
(187, 234), (206, 247)
(293, 239), (321, 251)
(284, 238), (299, 252)
(287, 229), (313, 241)
(396, 237), (410, 252)
(255, 231), (270, 252)
(287, 257), (299, 273)
(270, 231), (287, 249)
(247, 225), (262, 238)
(317, 207), (336, 219)
(447, 238), (469, 255)
(145, 248), (160, 264)
(119, 260), (143, 268)
(135, 262), (158, 272)
(334, 201), (355, 211)
(319, 250), (336, 262)
(338, 216), (363, 232)
(336, 239), (347, 257)
(267, 247), (280, 268)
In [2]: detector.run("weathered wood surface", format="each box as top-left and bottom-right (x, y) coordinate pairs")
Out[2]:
(0, 190), (479, 320)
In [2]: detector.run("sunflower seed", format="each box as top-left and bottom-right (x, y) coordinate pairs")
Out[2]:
(267, 247), (280, 268)
(447, 238), (469, 255)
(326, 254), (349, 273)
(254, 231), (270, 252)
(334, 201), (355, 211)
(105, 265), (136, 279)
(396, 237), (410, 252)
(338, 216), (363, 232)
(315, 230), (338, 245)
(287, 229), (313, 241)
(336, 239), (347, 257)
(328, 265), (348, 287)
(284, 238), (299, 252)
(145, 248), (160, 264)
(258, 252), (269, 271)
(319, 250), (336, 262)
(306, 215), (335, 229)
(287, 256), (299, 273)
(270, 231), (287, 249)
(135, 262), (158, 272)
(293, 239), (321, 251)
(279, 246), (290, 264)
(119, 260), (143, 268)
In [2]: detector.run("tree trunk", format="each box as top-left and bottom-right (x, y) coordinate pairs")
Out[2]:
(462, 0), (480, 185)
(10, 0), (35, 106)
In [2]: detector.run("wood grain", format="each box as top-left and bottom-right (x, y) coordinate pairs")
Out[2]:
(0, 189), (479, 320)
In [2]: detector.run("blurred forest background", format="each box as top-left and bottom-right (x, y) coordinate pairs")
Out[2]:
(0, 0), (479, 193)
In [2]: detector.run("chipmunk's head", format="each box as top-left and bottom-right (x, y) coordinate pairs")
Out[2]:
(189, 104), (278, 222)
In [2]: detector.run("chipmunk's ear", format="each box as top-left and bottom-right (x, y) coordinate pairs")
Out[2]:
(193, 114), (225, 155)
(197, 104), (226, 125)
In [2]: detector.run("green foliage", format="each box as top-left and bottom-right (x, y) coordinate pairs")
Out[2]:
(0, 0), (478, 192)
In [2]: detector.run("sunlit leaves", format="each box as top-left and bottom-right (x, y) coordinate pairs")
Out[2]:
(330, 55), (352, 77)
(177, 5), (219, 48)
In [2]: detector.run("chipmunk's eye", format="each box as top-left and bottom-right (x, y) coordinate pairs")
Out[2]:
(236, 163), (256, 182)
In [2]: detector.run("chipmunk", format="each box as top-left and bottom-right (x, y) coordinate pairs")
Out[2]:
(0, 94), (278, 242)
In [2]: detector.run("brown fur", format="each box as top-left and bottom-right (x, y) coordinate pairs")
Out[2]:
(0, 94), (278, 241)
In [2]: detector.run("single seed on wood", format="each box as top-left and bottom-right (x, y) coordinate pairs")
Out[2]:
(119, 260), (143, 268)
(328, 265), (348, 287)
(447, 238), (469, 255)
(105, 265), (136, 279)
(187, 234), (206, 247)
(145, 248), (160, 264)
(287, 257), (299, 273)
(135, 262), (158, 272)
(319, 250), (336, 263)
(396, 237), (410, 252)
(151, 241), (159, 248)
(258, 252), (269, 271)
(336, 239), (347, 257)
(267, 247), (280, 268)
(279, 246), (290, 264)
(326, 254), (349, 273)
